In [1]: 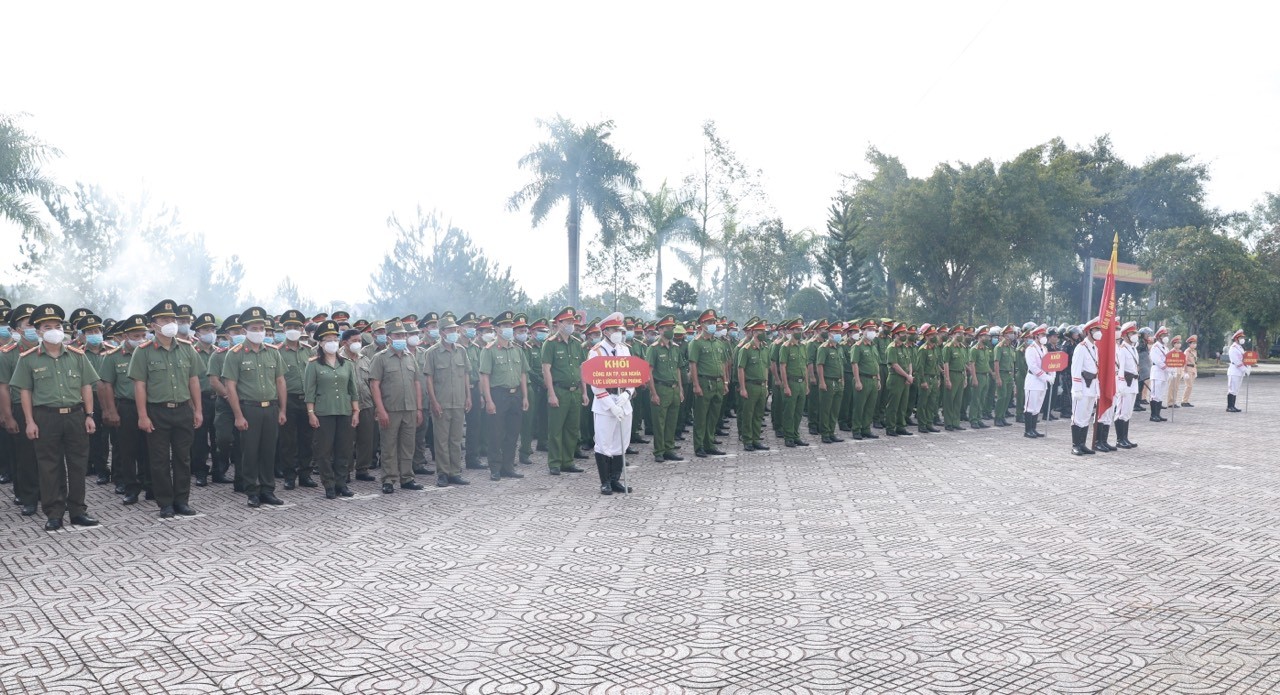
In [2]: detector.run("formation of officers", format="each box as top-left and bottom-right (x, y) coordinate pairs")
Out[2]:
(0, 297), (1233, 531)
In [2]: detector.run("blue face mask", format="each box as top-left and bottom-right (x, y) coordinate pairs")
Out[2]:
(0, 327), (10, 340)
(535, 331), (548, 341)
(86, 334), (104, 347)
(465, 327), (477, 339)
(231, 335), (246, 346)
(375, 334), (387, 346)
(23, 328), (38, 342)
(264, 336), (275, 345)
(500, 327), (514, 341)
(428, 329), (440, 340)
(444, 332), (460, 344)
(391, 339), (407, 351)
(217, 339), (230, 349)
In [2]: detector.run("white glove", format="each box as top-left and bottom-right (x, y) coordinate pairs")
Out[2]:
(1245, 367), (1252, 377)
(608, 401), (625, 421)
(1041, 374), (1054, 386)
(618, 391), (632, 403)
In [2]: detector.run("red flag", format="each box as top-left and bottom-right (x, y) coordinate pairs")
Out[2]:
(1095, 233), (1119, 421)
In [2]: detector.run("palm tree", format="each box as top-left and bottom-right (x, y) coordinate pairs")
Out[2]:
(508, 116), (639, 307)
(0, 113), (62, 239)
(633, 180), (695, 311)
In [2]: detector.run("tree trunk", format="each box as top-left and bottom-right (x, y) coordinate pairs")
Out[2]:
(567, 195), (581, 307)
(655, 236), (664, 313)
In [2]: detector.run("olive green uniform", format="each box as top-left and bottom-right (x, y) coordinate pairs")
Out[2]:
(735, 339), (769, 448)
(942, 341), (968, 429)
(221, 343), (285, 498)
(688, 334), (729, 453)
(805, 339), (820, 434)
(479, 342), (528, 476)
(277, 343), (313, 483)
(303, 356), (359, 489)
(884, 342), (912, 432)
(915, 344), (942, 432)
(541, 334), (584, 473)
(776, 340), (809, 443)
(191, 341), (217, 481)
(646, 340), (683, 460)
(850, 340), (881, 438)
(425, 342), (470, 478)
(994, 341), (1017, 423)
(839, 341), (857, 431)
(0, 341), (40, 508)
(968, 344), (993, 427)
(103, 343), (151, 495)
(518, 339), (544, 461)
(128, 338), (201, 510)
(207, 346), (240, 485)
(815, 341), (845, 439)
(369, 347), (422, 486)
(463, 340), (486, 466)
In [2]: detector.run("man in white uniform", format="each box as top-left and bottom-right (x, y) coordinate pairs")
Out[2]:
(1070, 317), (1102, 456)
(1112, 322), (1141, 449)
(1022, 324), (1052, 439)
(1226, 329), (1249, 413)
(587, 312), (634, 495)
(1148, 326), (1170, 422)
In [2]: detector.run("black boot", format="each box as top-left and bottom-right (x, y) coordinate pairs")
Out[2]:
(609, 456), (631, 493)
(1094, 424), (1114, 452)
(1024, 414), (1038, 439)
(1150, 401), (1167, 422)
(1071, 425), (1088, 456)
(1227, 394), (1242, 413)
(595, 454), (612, 495)
(1114, 420), (1134, 449)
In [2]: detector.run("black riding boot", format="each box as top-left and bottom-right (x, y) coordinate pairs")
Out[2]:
(595, 453), (612, 495)
(1094, 424), (1114, 452)
(609, 456), (631, 493)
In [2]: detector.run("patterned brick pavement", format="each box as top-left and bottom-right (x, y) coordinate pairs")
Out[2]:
(2, 377), (1277, 694)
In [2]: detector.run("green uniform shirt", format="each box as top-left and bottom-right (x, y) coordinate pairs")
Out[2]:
(805, 340), (820, 371)
(647, 342), (683, 384)
(995, 343), (1017, 373)
(520, 340), (542, 389)
(369, 348), (420, 411)
(687, 335), (728, 381)
(193, 342), (214, 394)
(737, 341), (769, 382)
(916, 345), (940, 376)
(464, 341), (483, 383)
(540, 334), (584, 386)
(303, 356), (358, 416)
(943, 342), (967, 378)
(425, 342), (470, 409)
(11, 345), (99, 407)
(0, 342), (38, 404)
(875, 336), (890, 365)
(100, 346), (140, 401)
(127, 338), (201, 404)
(850, 341), (880, 380)
(968, 345), (993, 374)
(355, 351), (375, 410)
(221, 343), (286, 403)
(777, 342), (808, 382)
(278, 344), (310, 394)
(479, 342), (528, 389)
(816, 342), (844, 382)
(887, 343), (911, 372)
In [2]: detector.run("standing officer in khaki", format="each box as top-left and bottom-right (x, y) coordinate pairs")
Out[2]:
(541, 307), (588, 476)
(736, 318), (770, 452)
(688, 309), (729, 457)
(12, 304), (101, 531)
(207, 314), (243, 488)
(189, 312), (219, 487)
(425, 316), (472, 487)
(276, 309), (316, 490)
(480, 311), (529, 482)
(222, 306), (287, 508)
(0, 303), (41, 516)
(646, 315), (684, 462)
(370, 320), (424, 493)
(129, 299), (203, 518)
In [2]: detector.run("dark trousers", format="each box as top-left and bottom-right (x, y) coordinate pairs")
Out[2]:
(465, 384), (486, 465)
(33, 406), (90, 520)
(354, 406), (376, 473)
(213, 396), (240, 483)
(312, 414), (354, 489)
(0, 424), (11, 480)
(88, 395), (109, 478)
(113, 400), (150, 495)
(191, 392), (216, 476)
(278, 395), (312, 481)
(10, 412), (39, 507)
(486, 387), (523, 475)
(239, 402), (279, 496)
(146, 401), (195, 508)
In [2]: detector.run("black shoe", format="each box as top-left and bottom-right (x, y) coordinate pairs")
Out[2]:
(631, 436), (649, 444)
(356, 472), (377, 481)
(211, 475), (232, 484)
(159, 506), (175, 518)
(625, 447), (639, 455)
(1132, 404), (1146, 412)
(447, 475), (470, 485)
(784, 440), (796, 448)
(793, 439), (810, 447)
(325, 488), (337, 499)
(114, 483), (126, 494)
(675, 433), (686, 441)
(993, 419), (1009, 428)
(926, 426), (942, 433)
(247, 495), (261, 508)
(70, 514), (99, 527)
(500, 471), (524, 479)
(754, 443), (770, 451)
(401, 481), (425, 490)
(173, 502), (197, 516)
(706, 448), (727, 456)
(295, 475), (315, 488)
(895, 429), (914, 436)
(412, 465), (432, 474)
(45, 518), (63, 531)
(490, 472), (502, 481)
(96, 473), (112, 485)
(465, 461), (485, 469)
(573, 451), (590, 460)
(744, 443), (757, 451)
(549, 468), (562, 475)
(382, 483), (395, 494)
(861, 432), (879, 440)
(122, 493), (139, 506)
(283, 479), (296, 490)
(561, 465), (585, 473)
(1168, 403), (1180, 409)
(21, 503), (37, 516)
(1181, 402), (1194, 408)
(839, 425), (853, 432)
(600, 484), (613, 495)
(820, 436), (832, 444)
(695, 449), (707, 458)
(144, 490), (155, 501)
(261, 493), (285, 505)
(535, 443), (548, 452)
(338, 486), (355, 497)
(663, 452), (685, 461)
(519, 456), (533, 465)
(437, 475), (451, 487)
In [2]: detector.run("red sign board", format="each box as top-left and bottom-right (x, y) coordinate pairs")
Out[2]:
(1244, 351), (1259, 366)
(581, 355), (652, 389)
(1041, 351), (1069, 373)
(1164, 350), (1186, 368)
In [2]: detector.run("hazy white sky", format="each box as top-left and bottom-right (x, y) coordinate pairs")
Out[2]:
(3, 1), (1279, 310)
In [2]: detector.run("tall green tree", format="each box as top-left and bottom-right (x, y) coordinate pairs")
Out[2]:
(586, 231), (652, 316)
(735, 218), (815, 319)
(508, 116), (639, 307)
(844, 147), (909, 315)
(632, 180), (694, 311)
(37, 183), (124, 312)
(1143, 226), (1252, 339)
(0, 113), (62, 240)
(681, 121), (762, 299)
(817, 196), (881, 319)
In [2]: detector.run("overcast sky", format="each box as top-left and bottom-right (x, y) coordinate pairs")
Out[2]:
(3, 1), (1278, 311)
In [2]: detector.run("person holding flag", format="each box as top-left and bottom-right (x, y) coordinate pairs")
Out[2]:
(1070, 317), (1103, 456)
(1092, 232), (1120, 452)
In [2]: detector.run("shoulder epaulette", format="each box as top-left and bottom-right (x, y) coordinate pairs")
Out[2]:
(138, 340), (153, 349)
(308, 355), (319, 362)
(21, 346), (39, 357)
(1, 343), (17, 353)
(176, 337), (194, 346)
(229, 344), (244, 353)
(66, 344), (85, 355)
(101, 345), (120, 356)
(265, 343), (280, 350)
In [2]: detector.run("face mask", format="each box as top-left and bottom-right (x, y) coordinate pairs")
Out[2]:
(391, 339), (407, 351)
(284, 329), (303, 342)
(515, 330), (528, 342)
(0, 327), (9, 341)
(428, 329), (440, 340)
(658, 330), (672, 341)
(85, 334), (104, 347)
(1090, 330), (1102, 341)
(246, 330), (266, 345)
(407, 335), (421, 347)
(231, 334), (246, 346)
(177, 323), (191, 335)
(40, 328), (65, 345)
(1161, 337), (1170, 345)
(375, 334), (387, 346)
(482, 332), (496, 343)
(608, 331), (624, 345)
(1038, 336), (1048, 345)
(199, 332), (217, 344)
(704, 324), (716, 335)
(1128, 334), (1138, 345)
(216, 339), (230, 349)
(145, 332), (155, 342)
(501, 327), (515, 341)
(1238, 338), (1246, 345)
(832, 333), (844, 344)
(465, 327), (477, 339)
(128, 338), (145, 348)
(159, 322), (180, 338)
(559, 323), (573, 335)
(791, 332), (803, 341)
(323, 341), (340, 354)
(444, 332), (460, 344)
(264, 335), (276, 345)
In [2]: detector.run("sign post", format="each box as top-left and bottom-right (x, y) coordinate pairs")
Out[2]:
(1163, 350), (1186, 421)
(581, 356), (652, 494)
(1041, 352), (1070, 437)
(1244, 351), (1259, 411)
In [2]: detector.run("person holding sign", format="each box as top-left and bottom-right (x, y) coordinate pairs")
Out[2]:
(1070, 317), (1102, 456)
(1227, 329), (1249, 413)
(1022, 325), (1052, 438)
(1111, 322), (1141, 449)
(587, 313), (634, 495)
(1165, 336), (1184, 409)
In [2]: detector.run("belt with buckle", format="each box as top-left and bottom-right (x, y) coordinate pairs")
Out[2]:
(240, 400), (273, 408)
(746, 379), (766, 385)
(38, 405), (83, 415)
(494, 387), (517, 394)
(158, 401), (185, 409)
(563, 385), (579, 392)
(654, 379), (677, 386)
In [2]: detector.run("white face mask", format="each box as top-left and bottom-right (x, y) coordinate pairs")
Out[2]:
(284, 329), (303, 342)
(1128, 334), (1138, 345)
(863, 331), (875, 341)
(1161, 336), (1170, 345)
(159, 322), (180, 338)
(608, 330), (625, 345)
(128, 338), (145, 348)
(41, 328), (66, 345)
(407, 335), (421, 347)
(199, 332), (217, 344)
(482, 332), (496, 344)
(1237, 337), (1245, 345)
(323, 340), (340, 354)
(1090, 329), (1102, 341)
(1038, 336), (1048, 345)
(246, 329), (266, 345)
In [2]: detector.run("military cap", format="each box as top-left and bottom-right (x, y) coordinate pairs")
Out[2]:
(405, 320), (421, 334)
(75, 314), (104, 332)
(1119, 321), (1137, 336)
(240, 306), (269, 325)
(332, 310), (350, 323)
(369, 319), (386, 332)
(673, 324), (687, 336)
(176, 304), (194, 320)
(1028, 324), (1048, 337)
(0, 307), (8, 325)
(456, 311), (477, 325)
(1171, 335), (1182, 344)
(70, 308), (94, 326)
(439, 316), (459, 330)
(781, 317), (804, 331)
(31, 303), (64, 326)
(494, 310), (516, 325)
(313, 320), (340, 339)
(814, 319), (829, 332)
(148, 299), (179, 321)
(217, 314), (240, 333)
(696, 309), (718, 324)
(890, 323), (908, 336)
(477, 316), (493, 331)
(599, 312), (624, 330)
(623, 317), (635, 330)
(585, 320), (601, 334)
(907, 324), (918, 335)
(512, 313), (528, 329)
(440, 311), (456, 323)
(419, 312), (439, 328)
(280, 309), (307, 326)
(352, 319), (370, 332)
(530, 318), (548, 331)
(385, 320), (408, 335)
(192, 313), (217, 331)
(0, 298), (8, 309)
(1154, 326), (1168, 338)
(1230, 329), (1245, 341)
(310, 312), (329, 323)
(827, 321), (844, 333)
(1187, 335), (1198, 344)
(116, 314), (149, 335)
(656, 314), (676, 329)
(920, 323), (937, 336)
(880, 317), (894, 326)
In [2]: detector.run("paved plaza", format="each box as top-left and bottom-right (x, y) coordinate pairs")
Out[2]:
(2, 377), (1278, 694)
